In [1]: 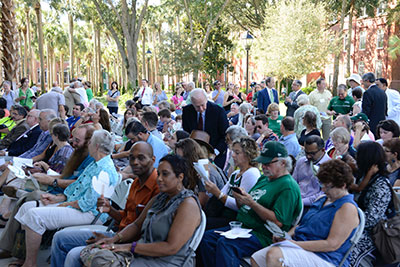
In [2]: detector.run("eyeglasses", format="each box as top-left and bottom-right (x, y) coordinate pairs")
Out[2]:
(305, 149), (321, 156)
(263, 160), (279, 166)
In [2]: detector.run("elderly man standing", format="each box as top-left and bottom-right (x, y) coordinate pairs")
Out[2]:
(284, 80), (305, 117)
(327, 84), (355, 119)
(199, 141), (302, 267)
(361, 72), (387, 136)
(309, 78), (332, 140)
(35, 84), (66, 118)
(183, 88), (229, 168)
(11, 130), (118, 267)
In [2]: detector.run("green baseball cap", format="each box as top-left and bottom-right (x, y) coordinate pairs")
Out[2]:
(255, 141), (288, 164)
(350, 113), (369, 123)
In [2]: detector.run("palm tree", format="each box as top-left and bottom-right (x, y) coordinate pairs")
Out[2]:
(1, 0), (20, 87)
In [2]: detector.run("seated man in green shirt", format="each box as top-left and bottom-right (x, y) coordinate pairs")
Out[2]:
(327, 84), (355, 119)
(199, 141), (302, 267)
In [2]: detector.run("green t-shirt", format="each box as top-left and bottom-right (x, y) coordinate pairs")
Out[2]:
(268, 115), (284, 137)
(236, 174), (302, 247)
(327, 96), (355, 116)
(18, 88), (34, 109)
(86, 88), (94, 101)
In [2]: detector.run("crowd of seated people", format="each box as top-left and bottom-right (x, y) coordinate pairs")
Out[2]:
(0, 72), (397, 267)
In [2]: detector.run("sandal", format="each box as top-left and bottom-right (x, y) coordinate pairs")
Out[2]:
(8, 259), (24, 267)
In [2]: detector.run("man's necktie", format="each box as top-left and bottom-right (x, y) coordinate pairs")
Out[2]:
(197, 113), (203, 131)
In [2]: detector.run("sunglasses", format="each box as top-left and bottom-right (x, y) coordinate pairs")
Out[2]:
(305, 149), (321, 156)
(263, 159), (279, 166)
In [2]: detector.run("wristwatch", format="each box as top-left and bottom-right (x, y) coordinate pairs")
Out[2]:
(52, 179), (58, 188)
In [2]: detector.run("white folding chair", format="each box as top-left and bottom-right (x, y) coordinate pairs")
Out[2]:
(182, 210), (206, 266)
(338, 208), (365, 267)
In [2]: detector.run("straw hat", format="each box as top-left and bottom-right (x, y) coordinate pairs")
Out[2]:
(189, 130), (214, 154)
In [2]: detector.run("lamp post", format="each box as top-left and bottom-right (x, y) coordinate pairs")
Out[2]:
(243, 31), (254, 94)
(146, 49), (152, 84)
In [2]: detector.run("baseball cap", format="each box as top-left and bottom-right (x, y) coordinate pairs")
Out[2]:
(350, 113), (369, 123)
(255, 141), (288, 164)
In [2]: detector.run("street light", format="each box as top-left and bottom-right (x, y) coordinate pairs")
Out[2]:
(243, 31), (254, 94)
(146, 49), (152, 83)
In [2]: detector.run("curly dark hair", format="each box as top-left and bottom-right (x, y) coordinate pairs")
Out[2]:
(317, 159), (354, 188)
(159, 154), (189, 188)
(232, 136), (260, 167)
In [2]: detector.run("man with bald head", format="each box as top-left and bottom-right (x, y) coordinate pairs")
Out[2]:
(50, 141), (160, 266)
(182, 88), (229, 168)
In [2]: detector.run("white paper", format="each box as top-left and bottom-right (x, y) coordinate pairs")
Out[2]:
(0, 158), (5, 166)
(7, 165), (26, 179)
(47, 169), (60, 176)
(271, 240), (300, 248)
(193, 159), (210, 184)
(12, 157), (33, 169)
(92, 171), (115, 198)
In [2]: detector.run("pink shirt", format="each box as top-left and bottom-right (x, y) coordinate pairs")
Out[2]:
(171, 95), (184, 109)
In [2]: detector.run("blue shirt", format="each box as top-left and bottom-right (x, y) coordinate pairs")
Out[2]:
(279, 133), (301, 158)
(63, 155), (119, 223)
(294, 195), (358, 267)
(147, 133), (168, 168)
(66, 116), (80, 129)
(20, 130), (52, 159)
(211, 90), (225, 106)
(48, 155), (95, 195)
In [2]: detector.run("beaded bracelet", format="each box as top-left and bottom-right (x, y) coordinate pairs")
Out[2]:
(131, 241), (137, 254)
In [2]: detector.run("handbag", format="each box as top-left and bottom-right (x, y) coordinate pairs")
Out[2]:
(80, 244), (133, 267)
(372, 186), (400, 264)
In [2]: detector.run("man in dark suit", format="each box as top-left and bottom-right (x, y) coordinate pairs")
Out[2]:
(284, 80), (305, 117)
(257, 77), (279, 113)
(5, 109), (42, 156)
(361, 72), (387, 136)
(183, 88), (229, 168)
(0, 105), (29, 150)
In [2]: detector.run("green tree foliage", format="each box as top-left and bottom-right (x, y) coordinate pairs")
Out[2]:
(253, 0), (333, 80)
(201, 20), (233, 81)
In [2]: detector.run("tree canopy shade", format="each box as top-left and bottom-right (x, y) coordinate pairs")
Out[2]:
(253, 0), (333, 80)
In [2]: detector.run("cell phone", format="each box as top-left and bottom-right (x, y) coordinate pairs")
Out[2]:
(231, 187), (243, 195)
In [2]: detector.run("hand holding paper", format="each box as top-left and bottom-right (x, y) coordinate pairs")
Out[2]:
(193, 159), (210, 185)
(92, 171), (115, 212)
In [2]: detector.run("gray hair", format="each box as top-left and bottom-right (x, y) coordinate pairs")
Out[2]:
(187, 82), (195, 90)
(190, 88), (207, 102)
(297, 94), (309, 106)
(278, 156), (293, 173)
(158, 100), (171, 110)
(293, 80), (302, 87)
(337, 84), (347, 92)
(336, 115), (352, 131)
(95, 102), (104, 110)
(330, 126), (350, 144)
(2, 81), (11, 87)
(226, 125), (248, 142)
(239, 103), (252, 114)
(91, 129), (114, 155)
(362, 72), (376, 83)
(40, 109), (57, 121)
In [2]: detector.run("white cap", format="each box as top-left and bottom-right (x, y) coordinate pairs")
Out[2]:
(346, 74), (362, 85)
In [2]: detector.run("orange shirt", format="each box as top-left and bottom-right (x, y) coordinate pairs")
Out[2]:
(118, 169), (159, 230)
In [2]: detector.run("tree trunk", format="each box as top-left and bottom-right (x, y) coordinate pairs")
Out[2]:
(141, 29), (146, 81)
(332, 0), (347, 96)
(34, 2), (45, 92)
(52, 49), (56, 84)
(1, 0), (20, 87)
(96, 27), (101, 94)
(46, 43), (51, 90)
(19, 29), (24, 80)
(23, 28), (28, 79)
(60, 52), (64, 89)
(68, 12), (74, 79)
(26, 8), (34, 83)
(346, 5), (354, 77)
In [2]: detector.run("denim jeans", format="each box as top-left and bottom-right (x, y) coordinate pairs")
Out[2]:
(51, 228), (114, 267)
(198, 226), (263, 267)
